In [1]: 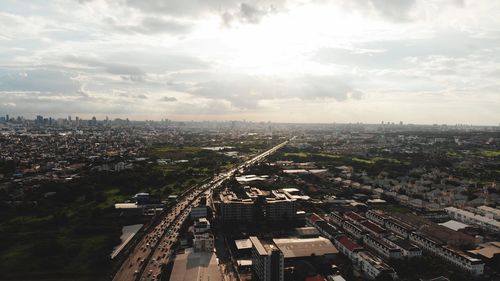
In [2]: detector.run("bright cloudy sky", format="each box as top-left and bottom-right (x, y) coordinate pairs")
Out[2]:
(0, 0), (499, 124)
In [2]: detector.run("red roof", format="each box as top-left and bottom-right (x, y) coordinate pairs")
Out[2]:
(308, 213), (323, 223)
(361, 221), (386, 234)
(337, 235), (363, 252)
(344, 211), (365, 222)
(306, 275), (326, 281)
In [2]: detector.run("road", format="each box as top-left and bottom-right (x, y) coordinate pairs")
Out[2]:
(112, 139), (290, 281)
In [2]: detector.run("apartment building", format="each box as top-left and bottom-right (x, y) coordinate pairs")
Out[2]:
(218, 188), (297, 224)
(250, 236), (284, 281)
(265, 190), (297, 222)
(219, 190), (255, 223)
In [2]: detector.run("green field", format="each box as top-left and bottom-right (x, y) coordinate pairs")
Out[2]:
(284, 152), (309, 158)
(0, 145), (239, 280)
(284, 152), (341, 159)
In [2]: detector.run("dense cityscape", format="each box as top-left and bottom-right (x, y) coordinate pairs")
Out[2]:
(2, 1), (500, 281)
(0, 116), (499, 281)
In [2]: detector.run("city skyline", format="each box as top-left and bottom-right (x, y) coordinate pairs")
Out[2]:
(1, 0), (500, 125)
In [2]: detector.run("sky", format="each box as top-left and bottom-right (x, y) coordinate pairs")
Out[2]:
(0, 0), (499, 125)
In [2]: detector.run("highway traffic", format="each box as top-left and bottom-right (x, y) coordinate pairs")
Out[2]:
(112, 139), (290, 281)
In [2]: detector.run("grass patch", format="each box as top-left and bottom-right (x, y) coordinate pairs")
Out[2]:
(315, 153), (341, 159)
(480, 150), (500, 157)
(352, 157), (401, 164)
(149, 146), (202, 159)
(377, 204), (412, 214)
(284, 152), (308, 158)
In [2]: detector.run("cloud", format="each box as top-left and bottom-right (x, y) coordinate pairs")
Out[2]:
(343, 0), (466, 22)
(107, 16), (192, 35)
(161, 96), (177, 102)
(313, 30), (497, 68)
(177, 73), (363, 109)
(222, 2), (280, 26)
(121, 0), (286, 17)
(66, 56), (144, 76)
(0, 68), (80, 94)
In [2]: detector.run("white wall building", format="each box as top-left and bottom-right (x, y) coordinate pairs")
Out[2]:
(445, 207), (500, 233)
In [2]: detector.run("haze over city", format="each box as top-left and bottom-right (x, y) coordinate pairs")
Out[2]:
(1, 0), (499, 125)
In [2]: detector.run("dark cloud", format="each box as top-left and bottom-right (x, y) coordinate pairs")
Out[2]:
(222, 2), (279, 26)
(368, 0), (416, 22)
(239, 3), (274, 24)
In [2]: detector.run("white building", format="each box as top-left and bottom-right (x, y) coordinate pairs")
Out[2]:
(193, 232), (214, 252)
(445, 207), (500, 233)
(476, 205), (500, 220)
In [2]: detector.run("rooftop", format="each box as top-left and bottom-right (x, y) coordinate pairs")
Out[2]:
(358, 251), (393, 272)
(468, 242), (500, 259)
(235, 239), (253, 250)
(439, 220), (470, 231)
(336, 235), (363, 252)
(169, 249), (222, 281)
(273, 237), (338, 259)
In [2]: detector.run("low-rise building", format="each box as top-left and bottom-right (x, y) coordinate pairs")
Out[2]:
(409, 232), (484, 276)
(445, 207), (500, 233)
(365, 210), (389, 226)
(342, 221), (366, 239)
(384, 218), (415, 238)
(363, 235), (403, 260)
(334, 235), (363, 261)
(358, 251), (397, 280)
(383, 235), (422, 258)
(273, 237), (338, 260)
